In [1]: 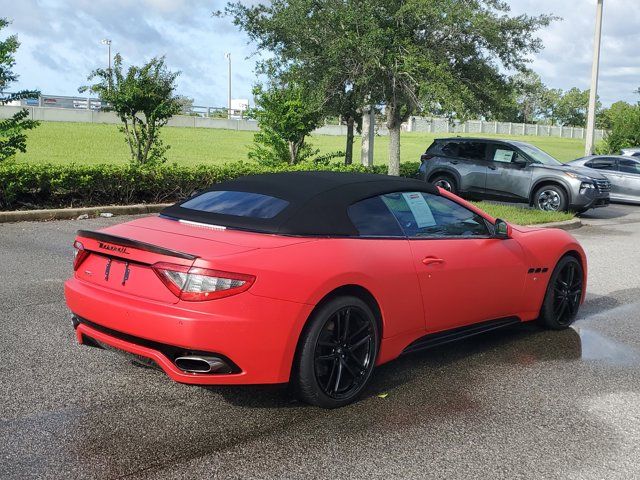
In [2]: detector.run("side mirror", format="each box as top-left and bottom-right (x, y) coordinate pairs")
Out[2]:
(494, 218), (512, 239)
(513, 156), (528, 167)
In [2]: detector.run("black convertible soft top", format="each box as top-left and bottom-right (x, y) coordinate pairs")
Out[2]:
(161, 171), (439, 236)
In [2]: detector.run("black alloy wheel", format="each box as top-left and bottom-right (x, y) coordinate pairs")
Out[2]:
(314, 306), (375, 399)
(295, 296), (379, 408)
(538, 256), (583, 329)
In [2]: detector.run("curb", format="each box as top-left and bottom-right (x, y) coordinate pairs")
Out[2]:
(524, 218), (582, 231)
(0, 204), (172, 223)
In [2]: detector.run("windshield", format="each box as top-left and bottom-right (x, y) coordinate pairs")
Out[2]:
(513, 142), (563, 166)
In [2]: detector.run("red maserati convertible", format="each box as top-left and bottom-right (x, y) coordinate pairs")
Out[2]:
(65, 171), (586, 408)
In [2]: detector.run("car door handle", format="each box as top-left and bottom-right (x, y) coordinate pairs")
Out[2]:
(422, 256), (445, 266)
(488, 165), (497, 170)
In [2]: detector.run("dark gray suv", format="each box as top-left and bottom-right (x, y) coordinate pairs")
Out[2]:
(419, 138), (610, 212)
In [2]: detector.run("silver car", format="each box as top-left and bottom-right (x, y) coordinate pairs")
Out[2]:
(621, 148), (640, 158)
(568, 155), (640, 204)
(419, 138), (611, 212)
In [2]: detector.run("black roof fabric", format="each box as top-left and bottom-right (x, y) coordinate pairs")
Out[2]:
(161, 171), (439, 236)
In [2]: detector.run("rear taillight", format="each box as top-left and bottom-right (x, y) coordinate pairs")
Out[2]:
(152, 262), (255, 301)
(420, 153), (434, 162)
(73, 240), (90, 271)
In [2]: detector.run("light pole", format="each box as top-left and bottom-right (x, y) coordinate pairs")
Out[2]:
(585, 0), (604, 156)
(225, 52), (232, 119)
(101, 39), (112, 92)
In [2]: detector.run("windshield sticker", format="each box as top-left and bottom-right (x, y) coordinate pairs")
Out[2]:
(494, 149), (514, 163)
(402, 193), (436, 228)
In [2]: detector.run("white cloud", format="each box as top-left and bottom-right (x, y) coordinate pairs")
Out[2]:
(2, 0), (638, 107)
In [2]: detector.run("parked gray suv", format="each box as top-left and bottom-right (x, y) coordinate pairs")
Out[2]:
(419, 138), (611, 212)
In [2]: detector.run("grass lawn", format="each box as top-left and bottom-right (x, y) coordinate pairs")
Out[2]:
(11, 122), (578, 224)
(475, 201), (574, 225)
(14, 121), (588, 166)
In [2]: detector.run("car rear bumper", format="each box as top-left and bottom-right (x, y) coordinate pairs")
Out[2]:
(65, 277), (314, 385)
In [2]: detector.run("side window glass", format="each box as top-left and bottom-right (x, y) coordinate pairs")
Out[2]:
(441, 141), (460, 157)
(458, 142), (487, 161)
(619, 159), (640, 174)
(347, 196), (404, 237)
(381, 192), (490, 238)
(586, 159), (617, 171)
(492, 147), (516, 163)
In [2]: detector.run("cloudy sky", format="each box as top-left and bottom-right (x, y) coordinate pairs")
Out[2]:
(2, 0), (639, 108)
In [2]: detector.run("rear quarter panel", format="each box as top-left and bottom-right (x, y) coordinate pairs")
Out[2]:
(195, 237), (425, 341)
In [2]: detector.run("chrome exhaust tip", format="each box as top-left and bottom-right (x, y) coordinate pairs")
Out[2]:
(174, 355), (229, 374)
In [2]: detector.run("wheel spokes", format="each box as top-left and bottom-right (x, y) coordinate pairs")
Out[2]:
(340, 357), (359, 379)
(333, 359), (344, 393)
(351, 334), (372, 351)
(314, 306), (375, 398)
(323, 358), (339, 393)
(552, 261), (582, 324)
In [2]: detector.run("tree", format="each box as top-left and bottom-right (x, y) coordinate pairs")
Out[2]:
(551, 87), (596, 127)
(248, 82), (323, 165)
(80, 55), (181, 165)
(175, 95), (195, 115)
(508, 71), (549, 124)
(0, 18), (39, 161)
(598, 102), (640, 154)
(540, 87), (562, 124)
(224, 1), (368, 165)
(227, 0), (553, 175)
(597, 100), (632, 130)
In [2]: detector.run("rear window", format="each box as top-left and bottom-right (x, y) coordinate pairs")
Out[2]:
(180, 191), (289, 219)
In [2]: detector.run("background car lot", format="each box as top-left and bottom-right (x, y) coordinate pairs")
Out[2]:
(2, 205), (640, 479)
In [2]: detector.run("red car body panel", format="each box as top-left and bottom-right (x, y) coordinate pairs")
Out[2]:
(65, 187), (587, 386)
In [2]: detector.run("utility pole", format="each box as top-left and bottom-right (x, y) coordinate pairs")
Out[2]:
(225, 52), (232, 119)
(101, 39), (112, 92)
(585, 0), (604, 156)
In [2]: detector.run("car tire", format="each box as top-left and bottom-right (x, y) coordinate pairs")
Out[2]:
(538, 255), (583, 330)
(430, 174), (458, 194)
(294, 296), (379, 408)
(533, 184), (568, 212)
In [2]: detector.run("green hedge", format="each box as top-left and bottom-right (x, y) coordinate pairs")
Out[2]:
(0, 161), (421, 210)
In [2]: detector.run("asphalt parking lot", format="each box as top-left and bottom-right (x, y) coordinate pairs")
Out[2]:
(2, 203), (640, 479)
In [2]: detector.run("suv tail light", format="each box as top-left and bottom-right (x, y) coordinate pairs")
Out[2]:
(73, 240), (90, 271)
(420, 153), (434, 162)
(152, 262), (255, 301)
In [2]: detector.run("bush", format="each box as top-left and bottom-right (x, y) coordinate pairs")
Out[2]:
(597, 103), (640, 154)
(0, 161), (422, 210)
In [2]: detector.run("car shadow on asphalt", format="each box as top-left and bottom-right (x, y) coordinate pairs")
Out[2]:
(197, 288), (640, 409)
(201, 323), (578, 409)
(579, 203), (638, 220)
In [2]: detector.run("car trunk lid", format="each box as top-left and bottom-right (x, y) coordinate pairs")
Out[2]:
(74, 216), (314, 304)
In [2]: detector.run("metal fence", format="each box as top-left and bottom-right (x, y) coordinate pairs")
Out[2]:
(406, 117), (606, 141)
(7, 94), (248, 118)
(0, 103), (606, 141)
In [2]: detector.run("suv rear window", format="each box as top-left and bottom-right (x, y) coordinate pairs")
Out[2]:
(180, 191), (289, 219)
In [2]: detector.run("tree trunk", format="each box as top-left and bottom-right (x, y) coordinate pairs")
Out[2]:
(387, 106), (400, 176)
(345, 116), (355, 165)
(288, 141), (299, 165)
(361, 106), (374, 167)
